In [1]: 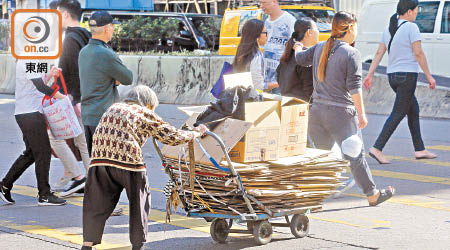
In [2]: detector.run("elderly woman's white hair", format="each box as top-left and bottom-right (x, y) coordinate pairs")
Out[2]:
(122, 85), (159, 109)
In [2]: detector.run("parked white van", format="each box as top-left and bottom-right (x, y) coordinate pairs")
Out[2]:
(356, 0), (450, 77)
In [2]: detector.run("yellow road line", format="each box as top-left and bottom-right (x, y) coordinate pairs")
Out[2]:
(11, 185), (84, 207)
(344, 193), (450, 212)
(427, 145), (450, 151)
(308, 216), (390, 229)
(367, 154), (450, 167)
(10, 184), (388, 237)
(345, 166), (450, 185)
(371, 169), (450, 185)
(0, 221), (128, 250)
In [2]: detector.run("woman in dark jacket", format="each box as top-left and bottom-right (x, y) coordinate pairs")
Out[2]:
(277, 18), (319, 101)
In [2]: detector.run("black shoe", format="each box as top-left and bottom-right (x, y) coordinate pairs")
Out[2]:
(0, 182), (15, 204)
(59, 177), (86, 197)
(132, 244), (144, 250)
(38, 192), (67, 206)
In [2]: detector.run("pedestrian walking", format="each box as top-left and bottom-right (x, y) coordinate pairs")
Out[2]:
(0, 61), (67, 206)
(232, 19), (267, 91)
(277, 17), (319, 101)
(79, 10), (132, 156)
(79, 10), (132, 216)
(295, 11), (395, 206)
(47, 0), (92, 197)
(259, 0), (296, 94)
(81, 86), (208, 250)
(363, 0), (437, 164)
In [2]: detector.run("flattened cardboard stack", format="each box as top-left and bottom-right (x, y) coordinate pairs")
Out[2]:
(163, 148), (349, 215)
(161, 98), (348, 215)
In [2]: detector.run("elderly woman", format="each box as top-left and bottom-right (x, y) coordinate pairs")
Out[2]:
(81, 85), (207, 250)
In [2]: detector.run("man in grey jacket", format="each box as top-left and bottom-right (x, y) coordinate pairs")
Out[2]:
(78, 11), (133, 156)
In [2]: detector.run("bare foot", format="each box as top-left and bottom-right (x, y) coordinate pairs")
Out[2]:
(415, 150), (437, 159)
(368, 148), (390, 164)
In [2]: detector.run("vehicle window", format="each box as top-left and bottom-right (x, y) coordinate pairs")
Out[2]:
(190, 16), (221, 33)
(285, 9), (335, 32)
(416, 1), (439, 33)
(238, 10), (259, 36)
(441, 1), (450, 33)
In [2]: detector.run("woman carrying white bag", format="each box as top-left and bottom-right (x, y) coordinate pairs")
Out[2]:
(0, 60), (67, 206)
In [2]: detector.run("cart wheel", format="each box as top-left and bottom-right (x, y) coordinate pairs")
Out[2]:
(246, 221), (254, 232)
(253, 220), (272, 245)
(290, 214), (309, 238)
(210, 219), (229, 243)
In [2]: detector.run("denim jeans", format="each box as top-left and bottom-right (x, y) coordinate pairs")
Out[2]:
(373, 72), (425, 152)
(2, 112), (51, 196)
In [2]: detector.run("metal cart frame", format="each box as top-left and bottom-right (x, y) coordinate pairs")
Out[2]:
(153, 131), (316, 245)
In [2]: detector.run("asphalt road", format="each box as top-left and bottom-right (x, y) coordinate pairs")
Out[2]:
(0, 94), (449, 250)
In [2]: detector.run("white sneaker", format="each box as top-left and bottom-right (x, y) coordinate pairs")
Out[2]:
(332, 179), (356, 198)
(52, 176), (72, 191)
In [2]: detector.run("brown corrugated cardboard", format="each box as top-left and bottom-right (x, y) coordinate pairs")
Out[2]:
(161, 118), (252, 166)
(279, 97), (309, 158)
(229, 101), (281, 162)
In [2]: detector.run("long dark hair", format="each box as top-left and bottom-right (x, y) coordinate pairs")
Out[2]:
(389, 0), (419, 37)
(318, 11), (356, 82)
(280, 18), (314, 64)
(233, 19), (265, 73)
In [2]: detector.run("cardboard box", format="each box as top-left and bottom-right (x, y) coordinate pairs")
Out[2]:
(229, 101), (281, 162)
(278, 97), (309, 158)
(161, 117), (252, 166)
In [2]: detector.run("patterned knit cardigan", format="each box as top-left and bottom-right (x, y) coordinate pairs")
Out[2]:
(90, 102), (196, 171)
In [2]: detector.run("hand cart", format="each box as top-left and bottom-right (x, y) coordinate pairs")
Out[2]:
(153, 131), (316, 245)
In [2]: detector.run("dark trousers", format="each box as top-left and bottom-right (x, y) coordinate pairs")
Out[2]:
(2, 112), (51, 196)
(374, 72), (425, 152)
(83, 166), (151, 246)
(84, 125), (97, 157)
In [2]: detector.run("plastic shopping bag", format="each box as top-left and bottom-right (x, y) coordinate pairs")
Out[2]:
(42, 72), (82, 140)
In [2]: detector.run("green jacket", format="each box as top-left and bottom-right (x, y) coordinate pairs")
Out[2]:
(79, 39), (133, 126)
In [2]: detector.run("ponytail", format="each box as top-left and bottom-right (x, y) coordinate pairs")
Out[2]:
(388, 13), (399, 37)
(317, 37), (334, 82)
(280, 37), (295, 64)
(280, 18), (314, 64)
(390, 0), (419, 36)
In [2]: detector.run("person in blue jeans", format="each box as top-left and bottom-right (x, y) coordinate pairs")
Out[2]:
(364, 0), (437, 164)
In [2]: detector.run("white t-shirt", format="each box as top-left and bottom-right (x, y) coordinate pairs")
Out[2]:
(381, 19), (421, 73)
(263, 11), (296, 86)
(14, 60), (48, 115)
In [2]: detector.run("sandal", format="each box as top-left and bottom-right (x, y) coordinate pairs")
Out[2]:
(369, 188), (395, 206)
